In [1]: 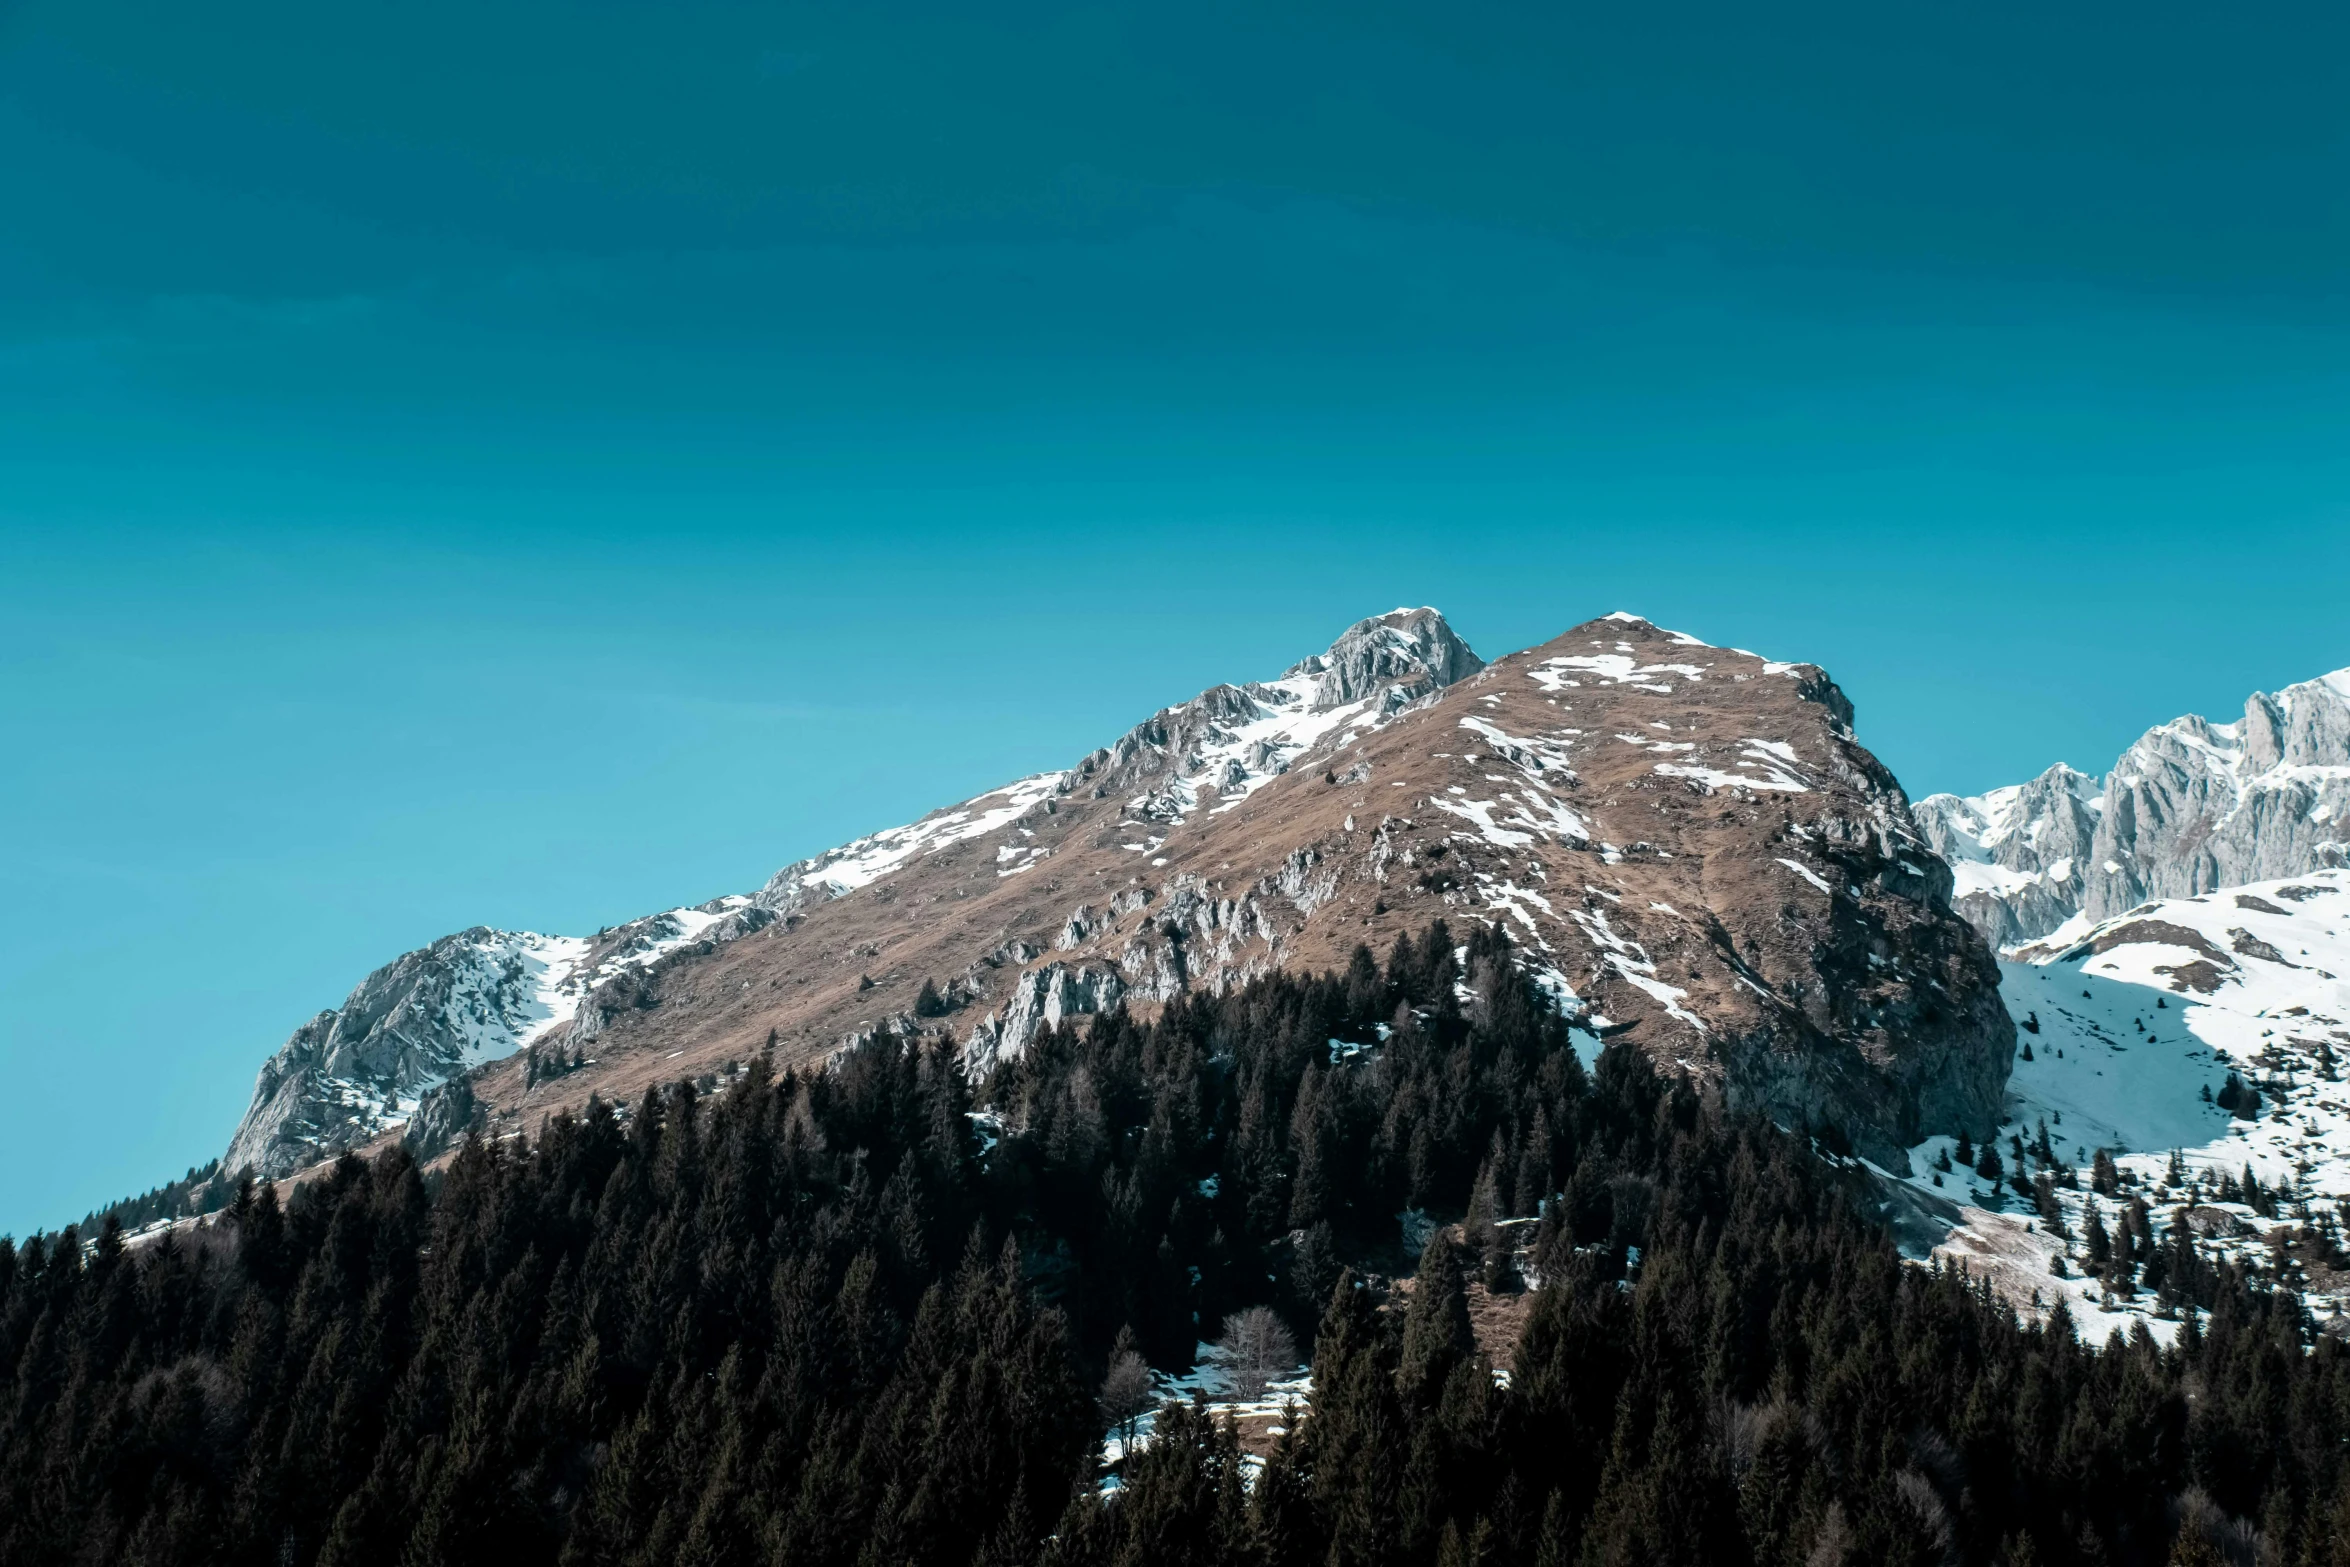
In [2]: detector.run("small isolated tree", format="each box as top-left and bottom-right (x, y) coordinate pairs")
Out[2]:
(1975, 1142), (2003, 1182)
(2216, 1071), (2261, 1120)
(914, 979), (950, 1018)
(1216, 1305), (1297, 1402)
(1101, 1325), (1154, 1447)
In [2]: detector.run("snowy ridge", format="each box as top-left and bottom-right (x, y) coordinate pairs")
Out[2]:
(1899, 867), (2350, 1340)
(1105, 607), (1484, 823)
(1122, 674), (1382, 822)
(755, 773), (1070, 910)
(224, 898), (762, 1177)
(580, 899), (755, 988)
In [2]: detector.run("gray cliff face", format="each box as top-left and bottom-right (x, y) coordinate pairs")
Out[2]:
(1701, 717), (2012, 1167)
(224, 927), (581, 1178)
(401, 1078), (484, 1163)
(1914, 765), (2103, 948)
(1917, 670), (2350, 948)
(2082, 676), (2350, 918)
(962, 963), (1131, 1074)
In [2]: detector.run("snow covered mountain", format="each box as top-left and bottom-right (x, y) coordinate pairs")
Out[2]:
(1916, 670), (2350, 948)
(1904, 866), (2350, 1341)
(1912, 766), (2105, 949)
(220, 607), (2012, 1181)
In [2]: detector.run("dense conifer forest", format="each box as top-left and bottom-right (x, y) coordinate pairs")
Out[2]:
(5, 923), (2349, 1566)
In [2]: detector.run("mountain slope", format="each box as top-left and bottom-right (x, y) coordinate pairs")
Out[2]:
(223, 608), (2009, 1179)
(221, 609), (1479, 1178)
(1917, 670), (2350, 947)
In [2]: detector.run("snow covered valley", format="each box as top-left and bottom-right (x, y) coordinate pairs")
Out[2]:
(1900, 867), (2350, 1341)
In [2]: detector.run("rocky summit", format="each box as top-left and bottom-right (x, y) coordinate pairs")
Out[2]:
(1917, 669), (2350, 950)
(223, 608), (2011, 1179)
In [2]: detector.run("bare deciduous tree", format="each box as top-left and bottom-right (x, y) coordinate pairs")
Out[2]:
(1215, 1306), (1298, 1402)
(1099, 1348), (1153, 1446)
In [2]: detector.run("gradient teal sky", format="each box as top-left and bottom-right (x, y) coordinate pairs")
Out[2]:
(4, 0), (2346, 1233)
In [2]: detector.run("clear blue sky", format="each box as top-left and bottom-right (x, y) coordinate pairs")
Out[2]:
(4, 0), (2345, 1234)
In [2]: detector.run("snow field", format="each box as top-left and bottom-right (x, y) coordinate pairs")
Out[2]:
(1908, 869), (2350, 1341)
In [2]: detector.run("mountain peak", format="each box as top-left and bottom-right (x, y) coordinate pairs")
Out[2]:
(1281, 606), (1484, 709)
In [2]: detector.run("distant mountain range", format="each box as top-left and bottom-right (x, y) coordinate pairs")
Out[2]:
(1914, 670), (2350, 948)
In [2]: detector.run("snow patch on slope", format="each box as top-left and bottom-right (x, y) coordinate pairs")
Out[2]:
(756, 772), (1068, 913)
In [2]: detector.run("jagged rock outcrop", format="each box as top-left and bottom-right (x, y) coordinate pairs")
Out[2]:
(224, 927), (583, 1178)
(1291, 605), (1485, 708)
(1918, 671), (2350, 947)
(221, 899), (752, 1178)
(963, 962), (1131, 1072)
(2086, 675), (2350, 913)
(1071, 607), (1484, 820)
(401, 1078), (483, 1163)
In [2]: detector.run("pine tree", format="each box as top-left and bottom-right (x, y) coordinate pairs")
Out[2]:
(2085, 1206), (2112, 1267)
(1288, 1066), (1336, 1229)
(1398, 1233), (1476, 1410)
(1344, 943), (1385, 1026)
(1305, 1271), (1404, 1567)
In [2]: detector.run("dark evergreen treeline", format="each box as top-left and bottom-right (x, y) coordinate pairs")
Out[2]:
(3, 922), (2349, 1565)
(77, 1157), (235, 1236)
